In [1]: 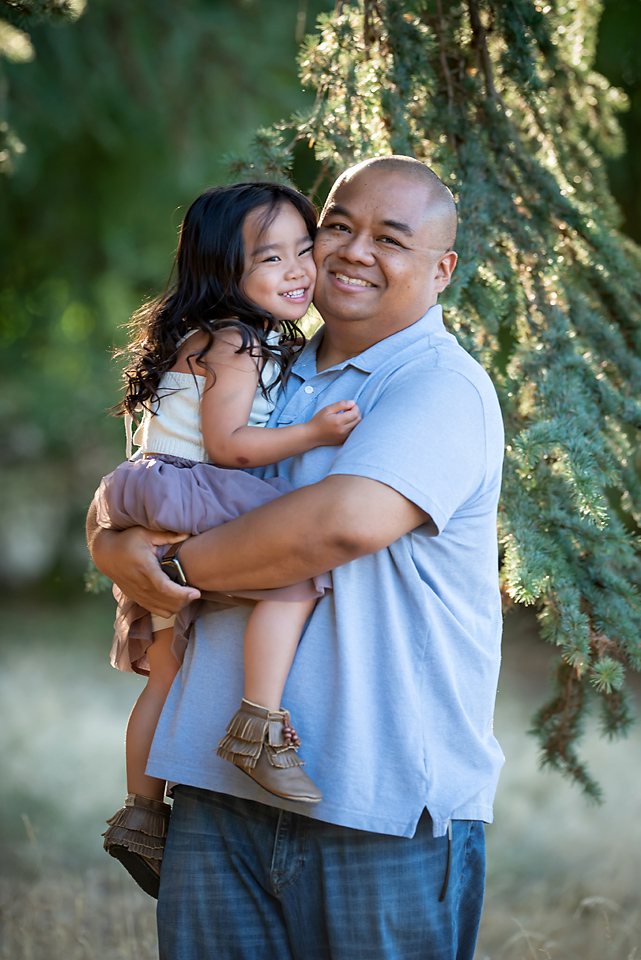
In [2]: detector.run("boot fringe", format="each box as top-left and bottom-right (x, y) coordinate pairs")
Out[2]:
(104, 802), (169, 839)
(218, 701), (307, 772)
(266, 745), (304, 769)
(216, 745), (258, 769)
(224, 710), (269, 743)
(217, 733), (263, 761)
(216, 742), (303, 769)
(216, 700), (321, 802)
(102, 823), (164, 859)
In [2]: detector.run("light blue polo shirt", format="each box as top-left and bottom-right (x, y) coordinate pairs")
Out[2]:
(148, 304), (505, 838)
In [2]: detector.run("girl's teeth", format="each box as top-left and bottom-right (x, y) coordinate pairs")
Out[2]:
(283, 289), (305, 298)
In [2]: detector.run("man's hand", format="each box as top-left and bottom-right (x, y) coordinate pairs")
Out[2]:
(91, 524), (201, 617)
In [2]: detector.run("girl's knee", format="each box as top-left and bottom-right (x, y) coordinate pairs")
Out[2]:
(147, 658), (180, 694)
(147, 634), (181, 692)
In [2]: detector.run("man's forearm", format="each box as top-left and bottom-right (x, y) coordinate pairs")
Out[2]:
(85, 474), (426, 615)
(178, 474), (426, 592)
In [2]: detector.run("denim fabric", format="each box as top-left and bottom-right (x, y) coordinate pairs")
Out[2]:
(157, 786), (486, 960)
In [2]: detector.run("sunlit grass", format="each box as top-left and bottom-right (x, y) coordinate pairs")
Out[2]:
(1, 596), (640, 958)
(477, 608), (641, 960)
(0, 595), (157, 959)
(1, 873), (157, 960)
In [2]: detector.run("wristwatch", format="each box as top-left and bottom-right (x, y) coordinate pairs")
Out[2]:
(160, 542), (189, 586)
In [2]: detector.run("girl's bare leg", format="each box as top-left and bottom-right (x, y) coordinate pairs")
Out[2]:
(217, 598), (322, 803)
(243, 598), (316, 710)
(125, 627), (180, 800)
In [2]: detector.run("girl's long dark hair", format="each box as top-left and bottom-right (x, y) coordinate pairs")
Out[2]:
(116, 181), (317, 417)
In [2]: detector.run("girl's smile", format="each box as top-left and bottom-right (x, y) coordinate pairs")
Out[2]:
(240, 201), (316, 321)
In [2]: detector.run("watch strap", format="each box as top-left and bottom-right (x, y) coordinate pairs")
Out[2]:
(163, 542), (182, 563)
(160, 541), (189, 586)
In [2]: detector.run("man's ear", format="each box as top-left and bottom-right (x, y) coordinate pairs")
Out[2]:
(434, 251), (458, 293)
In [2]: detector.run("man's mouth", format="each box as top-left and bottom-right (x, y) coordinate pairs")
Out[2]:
(334, 272), (375, 288)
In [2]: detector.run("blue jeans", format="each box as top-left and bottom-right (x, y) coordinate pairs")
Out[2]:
(157, 786), (486, 960)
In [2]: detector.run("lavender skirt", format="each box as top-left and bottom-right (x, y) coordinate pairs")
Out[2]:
(95, 455), (331, 676)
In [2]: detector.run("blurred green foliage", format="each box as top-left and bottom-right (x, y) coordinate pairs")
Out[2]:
(595, 0), (641, 243)
(0, 0), (639, 602)
(0, 0), (332, 590)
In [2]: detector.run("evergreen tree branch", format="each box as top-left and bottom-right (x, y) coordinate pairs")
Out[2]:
(531, 659), (603, 801)
(0, 0), (79, 28)
(306, 158), (331, 201)
(467, 0), (500, 103)
(230, 0), (641, 799)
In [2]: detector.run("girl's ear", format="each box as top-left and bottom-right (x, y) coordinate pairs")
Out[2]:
(434, 251), (458, 293)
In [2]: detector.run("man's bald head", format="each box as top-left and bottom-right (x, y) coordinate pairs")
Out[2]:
(313, 155), (459, 348)
(326, 156), (458, 252)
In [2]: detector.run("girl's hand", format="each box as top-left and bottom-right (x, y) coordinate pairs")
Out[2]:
(308, 400), (362, 446)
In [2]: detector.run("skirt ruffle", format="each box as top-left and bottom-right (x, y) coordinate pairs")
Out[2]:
(96, 456), (331, 676)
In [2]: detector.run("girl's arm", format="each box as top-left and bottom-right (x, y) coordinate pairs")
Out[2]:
(188, 329), (361, 469)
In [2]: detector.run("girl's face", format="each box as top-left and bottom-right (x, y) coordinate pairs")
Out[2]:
(240, 201), (316, 322)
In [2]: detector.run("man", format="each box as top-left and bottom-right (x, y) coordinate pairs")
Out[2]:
(89, 156), (505, 960)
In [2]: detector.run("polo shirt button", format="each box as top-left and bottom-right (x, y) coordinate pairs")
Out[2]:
(304, 385), (314, 394)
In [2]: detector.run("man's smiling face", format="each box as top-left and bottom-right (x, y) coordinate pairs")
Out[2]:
(312, 167), (457, 340)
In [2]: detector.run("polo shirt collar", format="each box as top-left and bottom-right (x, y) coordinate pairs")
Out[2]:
(293, 304), (446, 380)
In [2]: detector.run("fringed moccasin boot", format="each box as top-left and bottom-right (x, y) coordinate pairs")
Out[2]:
(217, 698), (322, 803)
(102, 793), (171, 899)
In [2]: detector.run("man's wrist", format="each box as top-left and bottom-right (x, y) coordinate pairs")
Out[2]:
(160, 541), (190, 586)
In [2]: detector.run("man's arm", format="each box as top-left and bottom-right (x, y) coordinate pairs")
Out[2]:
(87, 474), (428, 616)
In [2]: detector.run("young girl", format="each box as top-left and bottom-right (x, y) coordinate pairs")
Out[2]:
(97, 182), (361, 897)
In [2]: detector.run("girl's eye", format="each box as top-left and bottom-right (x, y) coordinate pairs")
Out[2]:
(262, 255), (280, 263)
(299, 245), (314, 257)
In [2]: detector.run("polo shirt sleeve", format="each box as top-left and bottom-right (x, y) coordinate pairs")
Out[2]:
(326, 366), (487, 534)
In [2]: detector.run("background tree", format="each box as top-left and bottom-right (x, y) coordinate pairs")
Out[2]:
(0, 0), (84, 173)
(595, 0), (641, 244)
(0, 0), (332, 589)
(233, 0), (641, 796)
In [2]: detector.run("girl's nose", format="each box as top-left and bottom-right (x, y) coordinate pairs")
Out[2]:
(284, 258), (306, 279)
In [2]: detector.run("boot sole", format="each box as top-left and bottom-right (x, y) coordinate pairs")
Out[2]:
(107, 844), (161, 899)
(236, 763), (322, 804)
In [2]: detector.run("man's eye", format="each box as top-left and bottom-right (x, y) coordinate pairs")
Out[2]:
(324, 221), (349, 232)
(379, 236), (401, 246)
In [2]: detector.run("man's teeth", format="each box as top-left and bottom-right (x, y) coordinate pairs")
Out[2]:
(335, 273), (374, 287)
(282, 289), (306, 298)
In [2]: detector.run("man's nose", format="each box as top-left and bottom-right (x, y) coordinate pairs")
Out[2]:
(339, 232), (376, 264)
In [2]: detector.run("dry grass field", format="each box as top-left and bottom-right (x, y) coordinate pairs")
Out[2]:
(1, 596), (640, 959)
(478, 609), (641, 960)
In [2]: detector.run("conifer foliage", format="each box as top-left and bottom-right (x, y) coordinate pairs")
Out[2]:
(0, 0), (82, 172)
(233, 0), (641, 797)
